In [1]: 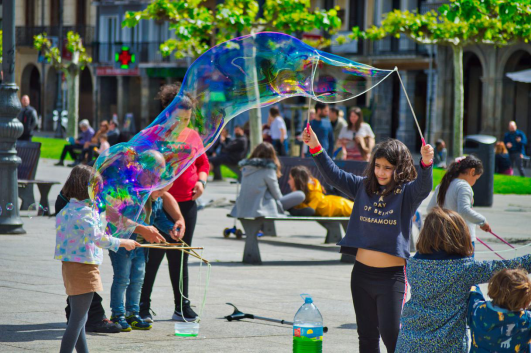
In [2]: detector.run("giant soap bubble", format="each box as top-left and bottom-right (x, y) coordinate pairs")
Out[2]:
(89, 32), (394, 239)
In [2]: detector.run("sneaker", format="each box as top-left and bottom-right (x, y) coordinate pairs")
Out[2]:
(67, 161), (80, 167)
(172, 304), (198, 322)
(85, 318), (121, 333)
(126, 314), (152, 330)
(54, 161), (64, 166)
(110, 315), (132, 332)
(139, 308), (156, 323)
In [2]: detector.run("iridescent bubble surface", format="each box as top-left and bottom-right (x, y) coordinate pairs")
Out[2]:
(90, 32), (394, 239)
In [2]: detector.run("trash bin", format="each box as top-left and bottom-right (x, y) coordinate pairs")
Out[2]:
(463, 135), (497, 207)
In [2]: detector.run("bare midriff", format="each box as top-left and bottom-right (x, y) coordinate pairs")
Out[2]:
(356, 248), (406, 268)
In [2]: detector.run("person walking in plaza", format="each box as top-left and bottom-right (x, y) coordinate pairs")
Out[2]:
(17, 95), (38, 141)
(268, 106), (288, 156)
(55, 119), (95, 167)
(140, 83), (209, 323)
(55, 165), (140, 352)
(427, 155), (491, 249)
(230, 142), (309, 218)
(495, 141), (513, 175)
(307, 102), (335, 156)
(302, 127), (434, 353)
(504, 121), (527, 176)
(395, 207), (531, 353)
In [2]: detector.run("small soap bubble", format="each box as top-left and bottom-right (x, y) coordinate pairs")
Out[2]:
(6, 203), (14, 211)
(27, 203), (45, 218)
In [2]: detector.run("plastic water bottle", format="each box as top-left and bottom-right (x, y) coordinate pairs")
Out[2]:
(293, 294), (323, 353)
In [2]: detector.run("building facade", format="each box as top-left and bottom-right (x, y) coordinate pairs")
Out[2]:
(14, 0), (530, 155)
(15, 0), (97, 132)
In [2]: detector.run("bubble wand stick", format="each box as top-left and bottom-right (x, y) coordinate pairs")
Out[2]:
(396, 67), (426, 147)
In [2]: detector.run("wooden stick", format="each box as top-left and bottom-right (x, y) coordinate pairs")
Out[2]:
(138, 244), (204, 250)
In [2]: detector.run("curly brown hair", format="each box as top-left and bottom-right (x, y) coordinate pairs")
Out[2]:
(154, 82), (195, 110)
(363, 139), (417, 196)
(488, 268), (531, 311)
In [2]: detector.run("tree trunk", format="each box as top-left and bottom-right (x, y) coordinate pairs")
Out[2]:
(452, 45), (464, 157)
(66, 67), (80, 139)
(246, 33), (263, 151)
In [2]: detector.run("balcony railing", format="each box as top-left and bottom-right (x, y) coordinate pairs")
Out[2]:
(16, 26), (95, 47)
(94, 42), (183, 64)
(372, 36), (427, 56)
(420, 1), (448, 15)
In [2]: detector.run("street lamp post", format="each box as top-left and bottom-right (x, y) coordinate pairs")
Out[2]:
(0, 0), (26, 234)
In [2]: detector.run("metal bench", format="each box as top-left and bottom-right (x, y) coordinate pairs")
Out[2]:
(16, 141), (60, 215)
(230, 215), (352, 265)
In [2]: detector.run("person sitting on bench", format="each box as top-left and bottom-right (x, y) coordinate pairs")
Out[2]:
(230, 142), (314, 218)
(209, 125), (248, 180)
(55, 119), (95, 167)
(289, 165), (354, 217)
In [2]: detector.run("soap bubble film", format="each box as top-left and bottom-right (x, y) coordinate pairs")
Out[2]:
(90, 32), (393, 239)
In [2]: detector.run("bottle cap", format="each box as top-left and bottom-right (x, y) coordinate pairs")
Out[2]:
(300, 293), (313, 304)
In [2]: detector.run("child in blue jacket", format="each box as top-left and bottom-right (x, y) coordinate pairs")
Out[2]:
(468, 269), (531, 353)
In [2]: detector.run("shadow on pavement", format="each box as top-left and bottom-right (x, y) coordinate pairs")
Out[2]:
(0, 322), (65, 342)
(210, 260), (346, 267)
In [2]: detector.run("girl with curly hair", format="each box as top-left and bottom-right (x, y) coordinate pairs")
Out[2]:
(303, 128), (434, 353)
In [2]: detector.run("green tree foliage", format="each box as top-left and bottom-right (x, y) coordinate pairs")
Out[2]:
(122, 0), (343, 150)
(34, 31), (92, 138)
(350, 0), (531, 156)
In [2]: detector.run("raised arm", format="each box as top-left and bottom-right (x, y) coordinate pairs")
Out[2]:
(469, 254), (531, 285)
(303, 125), (362, 199)
(404, 143), (434, 210)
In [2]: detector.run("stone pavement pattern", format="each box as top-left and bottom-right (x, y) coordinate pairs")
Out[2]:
(0, 158), (530, 353)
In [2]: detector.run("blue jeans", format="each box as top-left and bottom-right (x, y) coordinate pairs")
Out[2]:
(109, 247), (146, 317)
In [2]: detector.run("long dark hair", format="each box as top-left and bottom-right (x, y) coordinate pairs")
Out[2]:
(347, 107), (363, 132)
(249, 142), (282, 178)
(363, 139), (417, 196)
(437, 155), (483, 207)
(62, 165), (97, 201)
(290, 166), (313, 202)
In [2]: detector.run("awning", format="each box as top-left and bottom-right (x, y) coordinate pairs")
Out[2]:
(506, 69), (531, 83)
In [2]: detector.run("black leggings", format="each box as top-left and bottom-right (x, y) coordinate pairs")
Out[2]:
(351, 261), (406, 353)
(140, 200), (197, 310)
